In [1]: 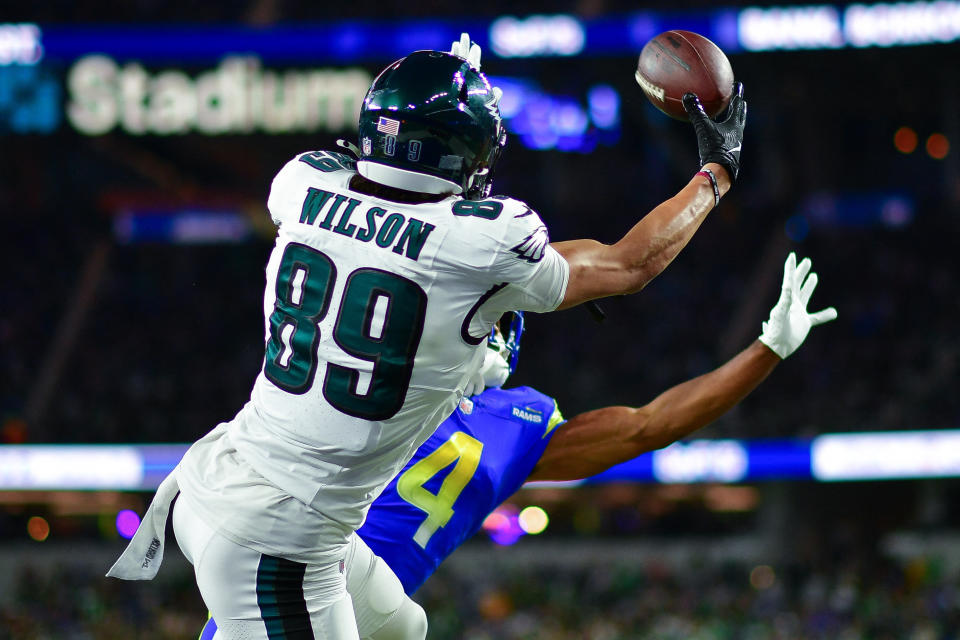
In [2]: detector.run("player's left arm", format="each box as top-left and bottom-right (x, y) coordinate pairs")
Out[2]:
(529, 252), (837, 481)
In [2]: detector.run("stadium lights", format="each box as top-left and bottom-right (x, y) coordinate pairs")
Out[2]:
(740, 0), (960, 50)
(489, 14), (586, 57)
(3, 430), (960, 491)
(518, 506), (549, 534)
(482, 504), (526, 545)
(0, 23), (43, 65)
(749, 565), (776, 590)
(27, 516), (51, 541)
(652, 440), (750, 484)
(21, 1), (960, 68)
(926, 133), (950, 159)
(0, 445), (145, 490)
(894, 126), (919, 153)
(739, 5), (845, 51)
(844, 0), (960, 47)
(113, 209), (253, 244)
(487, 76), (621, 153)
(811, 430), (960, 481)
(116, 509), (141, 539)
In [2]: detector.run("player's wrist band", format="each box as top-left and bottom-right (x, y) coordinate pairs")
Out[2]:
(697, 169), (721, 208)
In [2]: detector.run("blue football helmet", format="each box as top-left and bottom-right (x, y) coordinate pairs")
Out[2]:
(489, 311), (524, 375)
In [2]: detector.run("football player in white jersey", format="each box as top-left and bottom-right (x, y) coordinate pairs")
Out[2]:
(196, 253), (836, 640)
(108, 34), (748, 639)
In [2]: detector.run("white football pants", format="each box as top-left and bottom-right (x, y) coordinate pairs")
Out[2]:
(344, 533), (427, 640)
(173, 495), (359, 639)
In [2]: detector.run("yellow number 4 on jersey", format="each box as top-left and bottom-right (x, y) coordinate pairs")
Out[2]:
(396, 432), (483, 548)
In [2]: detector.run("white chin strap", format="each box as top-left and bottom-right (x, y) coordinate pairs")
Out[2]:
(357, 160), (462, 195)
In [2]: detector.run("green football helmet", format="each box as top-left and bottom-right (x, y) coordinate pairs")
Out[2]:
(357, 50), (506, 199)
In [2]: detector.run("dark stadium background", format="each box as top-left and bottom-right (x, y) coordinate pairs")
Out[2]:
(1, 1), (959, 638)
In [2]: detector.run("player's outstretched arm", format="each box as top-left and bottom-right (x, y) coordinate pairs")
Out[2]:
(553, 84), (746, 310)
(529, 252), (836, 481)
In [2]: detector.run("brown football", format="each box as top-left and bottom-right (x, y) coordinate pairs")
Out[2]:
(635, 30), (734, 121)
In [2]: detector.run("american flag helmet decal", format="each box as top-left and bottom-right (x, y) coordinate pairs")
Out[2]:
(376, 117), (400, 135)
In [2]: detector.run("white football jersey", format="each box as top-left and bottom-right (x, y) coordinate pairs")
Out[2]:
(178, 150), (568, 536)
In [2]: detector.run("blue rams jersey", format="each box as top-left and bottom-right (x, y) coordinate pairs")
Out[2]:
(356, 386), (564, 594)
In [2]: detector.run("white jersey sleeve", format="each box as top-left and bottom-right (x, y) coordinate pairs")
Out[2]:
(267, 151), (358, 227)
(266, 158), (299, 226)
(461, 197), (569, 341)
(489, 199), (569, 312)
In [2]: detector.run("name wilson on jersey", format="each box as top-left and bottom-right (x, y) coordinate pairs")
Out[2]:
(298, 186), (436, 262)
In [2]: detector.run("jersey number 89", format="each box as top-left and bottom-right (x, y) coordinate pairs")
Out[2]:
(264, 242), (427, 421)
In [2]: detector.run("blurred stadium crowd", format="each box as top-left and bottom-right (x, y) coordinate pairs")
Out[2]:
(3, 544), (958, 639)
(420, 553), (960, 639)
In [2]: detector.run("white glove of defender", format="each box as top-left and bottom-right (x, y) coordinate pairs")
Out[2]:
(759, 252), (838, 359)
(450, 32), (482, 70)
(450, 33), (504, 105)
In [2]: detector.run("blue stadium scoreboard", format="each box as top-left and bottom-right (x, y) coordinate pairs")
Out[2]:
(3, 430), (960, 490)
(4, 1), (960, 135)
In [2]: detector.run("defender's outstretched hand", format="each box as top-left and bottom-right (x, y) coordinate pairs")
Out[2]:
(450, 32), (482, 70)
(683, 82), (747, 181)
(759, 252), (838, 359)
(531, 255), (834, 481)
(449, 33), (503, 105)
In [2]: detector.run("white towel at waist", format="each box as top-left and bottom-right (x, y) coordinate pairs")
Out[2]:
(105, 471), (179, 580)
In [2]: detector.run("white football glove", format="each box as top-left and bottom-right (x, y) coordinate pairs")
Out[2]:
(450, 32), (482, 70)
(481, 331), (511, 388)
(462, 368), (485, 397)
(462, 333), (512, 397)
(449, 32), (504, 105)
(759, 252), (838, 359)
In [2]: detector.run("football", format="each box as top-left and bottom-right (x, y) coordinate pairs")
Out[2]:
(635, 30), (734, 121)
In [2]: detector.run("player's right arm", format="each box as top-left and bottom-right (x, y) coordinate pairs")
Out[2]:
(529, 339), (773, 481)
(553, 86), (746, 310)
(529, 253), (837, 481)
